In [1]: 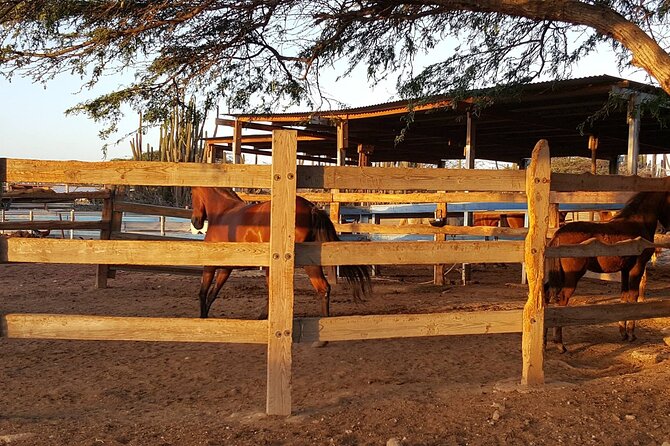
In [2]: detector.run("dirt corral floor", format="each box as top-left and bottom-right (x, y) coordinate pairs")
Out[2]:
(2, 260), (670, 446)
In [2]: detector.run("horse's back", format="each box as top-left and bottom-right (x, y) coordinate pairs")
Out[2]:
(204, 197), (317, 243)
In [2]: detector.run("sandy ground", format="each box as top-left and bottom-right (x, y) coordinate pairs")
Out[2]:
(1, 259), (670, 446)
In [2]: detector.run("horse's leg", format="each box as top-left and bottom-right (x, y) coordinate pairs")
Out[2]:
(618, 267), (631, 340)
(552, 266), (582, 353)
(304, 265), (331, 348)
(199, 266), (216, 318)
(202, 267), (232, 318)
(304, 265), (331, 317)
(639, 270), (647, 302)
(621, 259), (650, 342)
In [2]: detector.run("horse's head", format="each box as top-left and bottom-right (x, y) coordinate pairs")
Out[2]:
(191, 187), (207, 230)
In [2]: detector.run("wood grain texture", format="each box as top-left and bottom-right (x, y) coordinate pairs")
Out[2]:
(545, 236), (654, 258)
(295, 240), (525, 266)
(0, 238), (269, 266)
(0, 313), (267, 343)
(552, 172), (670, 192)
(293, 310), (523, 343)
(114, 201), (192, 219)
(335, 222), (527, 237)
(1, 158), (271, 188)
(522, 140), (551, 386)
(297, 166), (526, 191)
(545, 300), (670, 327)
(266, 130), (298, 416)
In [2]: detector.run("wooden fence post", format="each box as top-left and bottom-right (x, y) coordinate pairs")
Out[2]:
(96, 186), (115, 289)
(434, 201), (447, 285)
(521, 140), (550, 386)
(266, 130), (298, 415)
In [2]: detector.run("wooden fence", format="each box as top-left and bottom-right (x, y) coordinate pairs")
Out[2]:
(3, 133), (670, 415)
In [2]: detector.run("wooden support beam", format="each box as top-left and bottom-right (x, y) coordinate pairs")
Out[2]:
(335, 222), (527, 237)
(295, 240), (524, 266)
(293, 310), (523, 343)
(521, 139), (551, 386)
(0, 238), (270, 266)
(296, 166), (527, 191)
(434, 201), (447, 285)
(232, 119), (243, 164)
(545, 300), (670, 328)
(0, 159), (272, 188)
(545, 236), (655, 258)
(114, 201), (192, 219)
(462, 112), (476, 285)
(0, 220), (105, 231)
(589, 135), (599, 174)
(627, 95), (640, 175)
(1, 313), (267, 344)
(266, 130), (298, 416)
(551, 173), (670, 192)
(96, 187), (114, 289)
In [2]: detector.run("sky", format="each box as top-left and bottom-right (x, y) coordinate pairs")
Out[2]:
(0, 48), (653, 162)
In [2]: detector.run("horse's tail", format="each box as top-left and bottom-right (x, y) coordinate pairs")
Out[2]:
(544, 239), (564, 304)
(310, 207), (372, 302)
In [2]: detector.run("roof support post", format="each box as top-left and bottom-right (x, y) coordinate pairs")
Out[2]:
(336, 120), (348, 166)
(462, 112), (476, 285)
(357, 144), (373, 167)
(627, 95), (640, 175)
(327, 120), (349, 284)
(232, 119), (243, 164)
(609, 156), (619, 174)
(589, 135), (599, 174)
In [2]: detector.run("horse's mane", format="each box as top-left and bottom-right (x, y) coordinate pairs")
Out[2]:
(614, 191), (663, 220)
(213, 187), (244, 202)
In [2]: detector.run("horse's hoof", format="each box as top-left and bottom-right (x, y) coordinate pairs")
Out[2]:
(311, 341), (328, 348)
(620, 332), (629, 341)
(627, 334), (637, 343)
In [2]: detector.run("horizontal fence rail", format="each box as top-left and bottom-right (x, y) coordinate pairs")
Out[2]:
(545, 236), (656, 258)
(293, 310), (523, 343)
(0, 220), (106, 231)
(295, 240), (525, 266)
(0, 238), (269, 266)
(1, 314), (267, 344)
(545, 300), (670, 328)
(552, 173), (670, 192)
(0, 159), (272, 189)
(114, 201), (192, 219)
(296, 166), (527, 191)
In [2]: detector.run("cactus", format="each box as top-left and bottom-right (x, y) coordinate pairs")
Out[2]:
(129, 96), (208, 207)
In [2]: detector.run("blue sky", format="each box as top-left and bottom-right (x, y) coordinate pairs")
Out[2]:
(0, 49), (652, 162)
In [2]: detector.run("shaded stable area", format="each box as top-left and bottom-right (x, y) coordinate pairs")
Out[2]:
(205, 75), (670, 170)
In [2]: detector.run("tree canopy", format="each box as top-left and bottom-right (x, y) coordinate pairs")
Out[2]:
(2, 1), (670, 132)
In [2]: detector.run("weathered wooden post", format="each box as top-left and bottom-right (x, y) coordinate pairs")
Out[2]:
(266, 130), (298, 415)
(433, 201), (447, 285)
(96, 186), (115, 289)
(521, 139), (550, 385)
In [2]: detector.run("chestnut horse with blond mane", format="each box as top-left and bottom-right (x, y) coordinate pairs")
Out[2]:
(191, 187), (371, 319)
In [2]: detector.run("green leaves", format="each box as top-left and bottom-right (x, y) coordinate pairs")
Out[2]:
(2, 0), (670, 131)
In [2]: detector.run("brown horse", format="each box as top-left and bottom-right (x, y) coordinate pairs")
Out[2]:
(545, 191), (670, 353)
(191, 187), (371, 319)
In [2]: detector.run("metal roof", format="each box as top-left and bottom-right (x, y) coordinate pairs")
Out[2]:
(212, 75), (670, 165)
